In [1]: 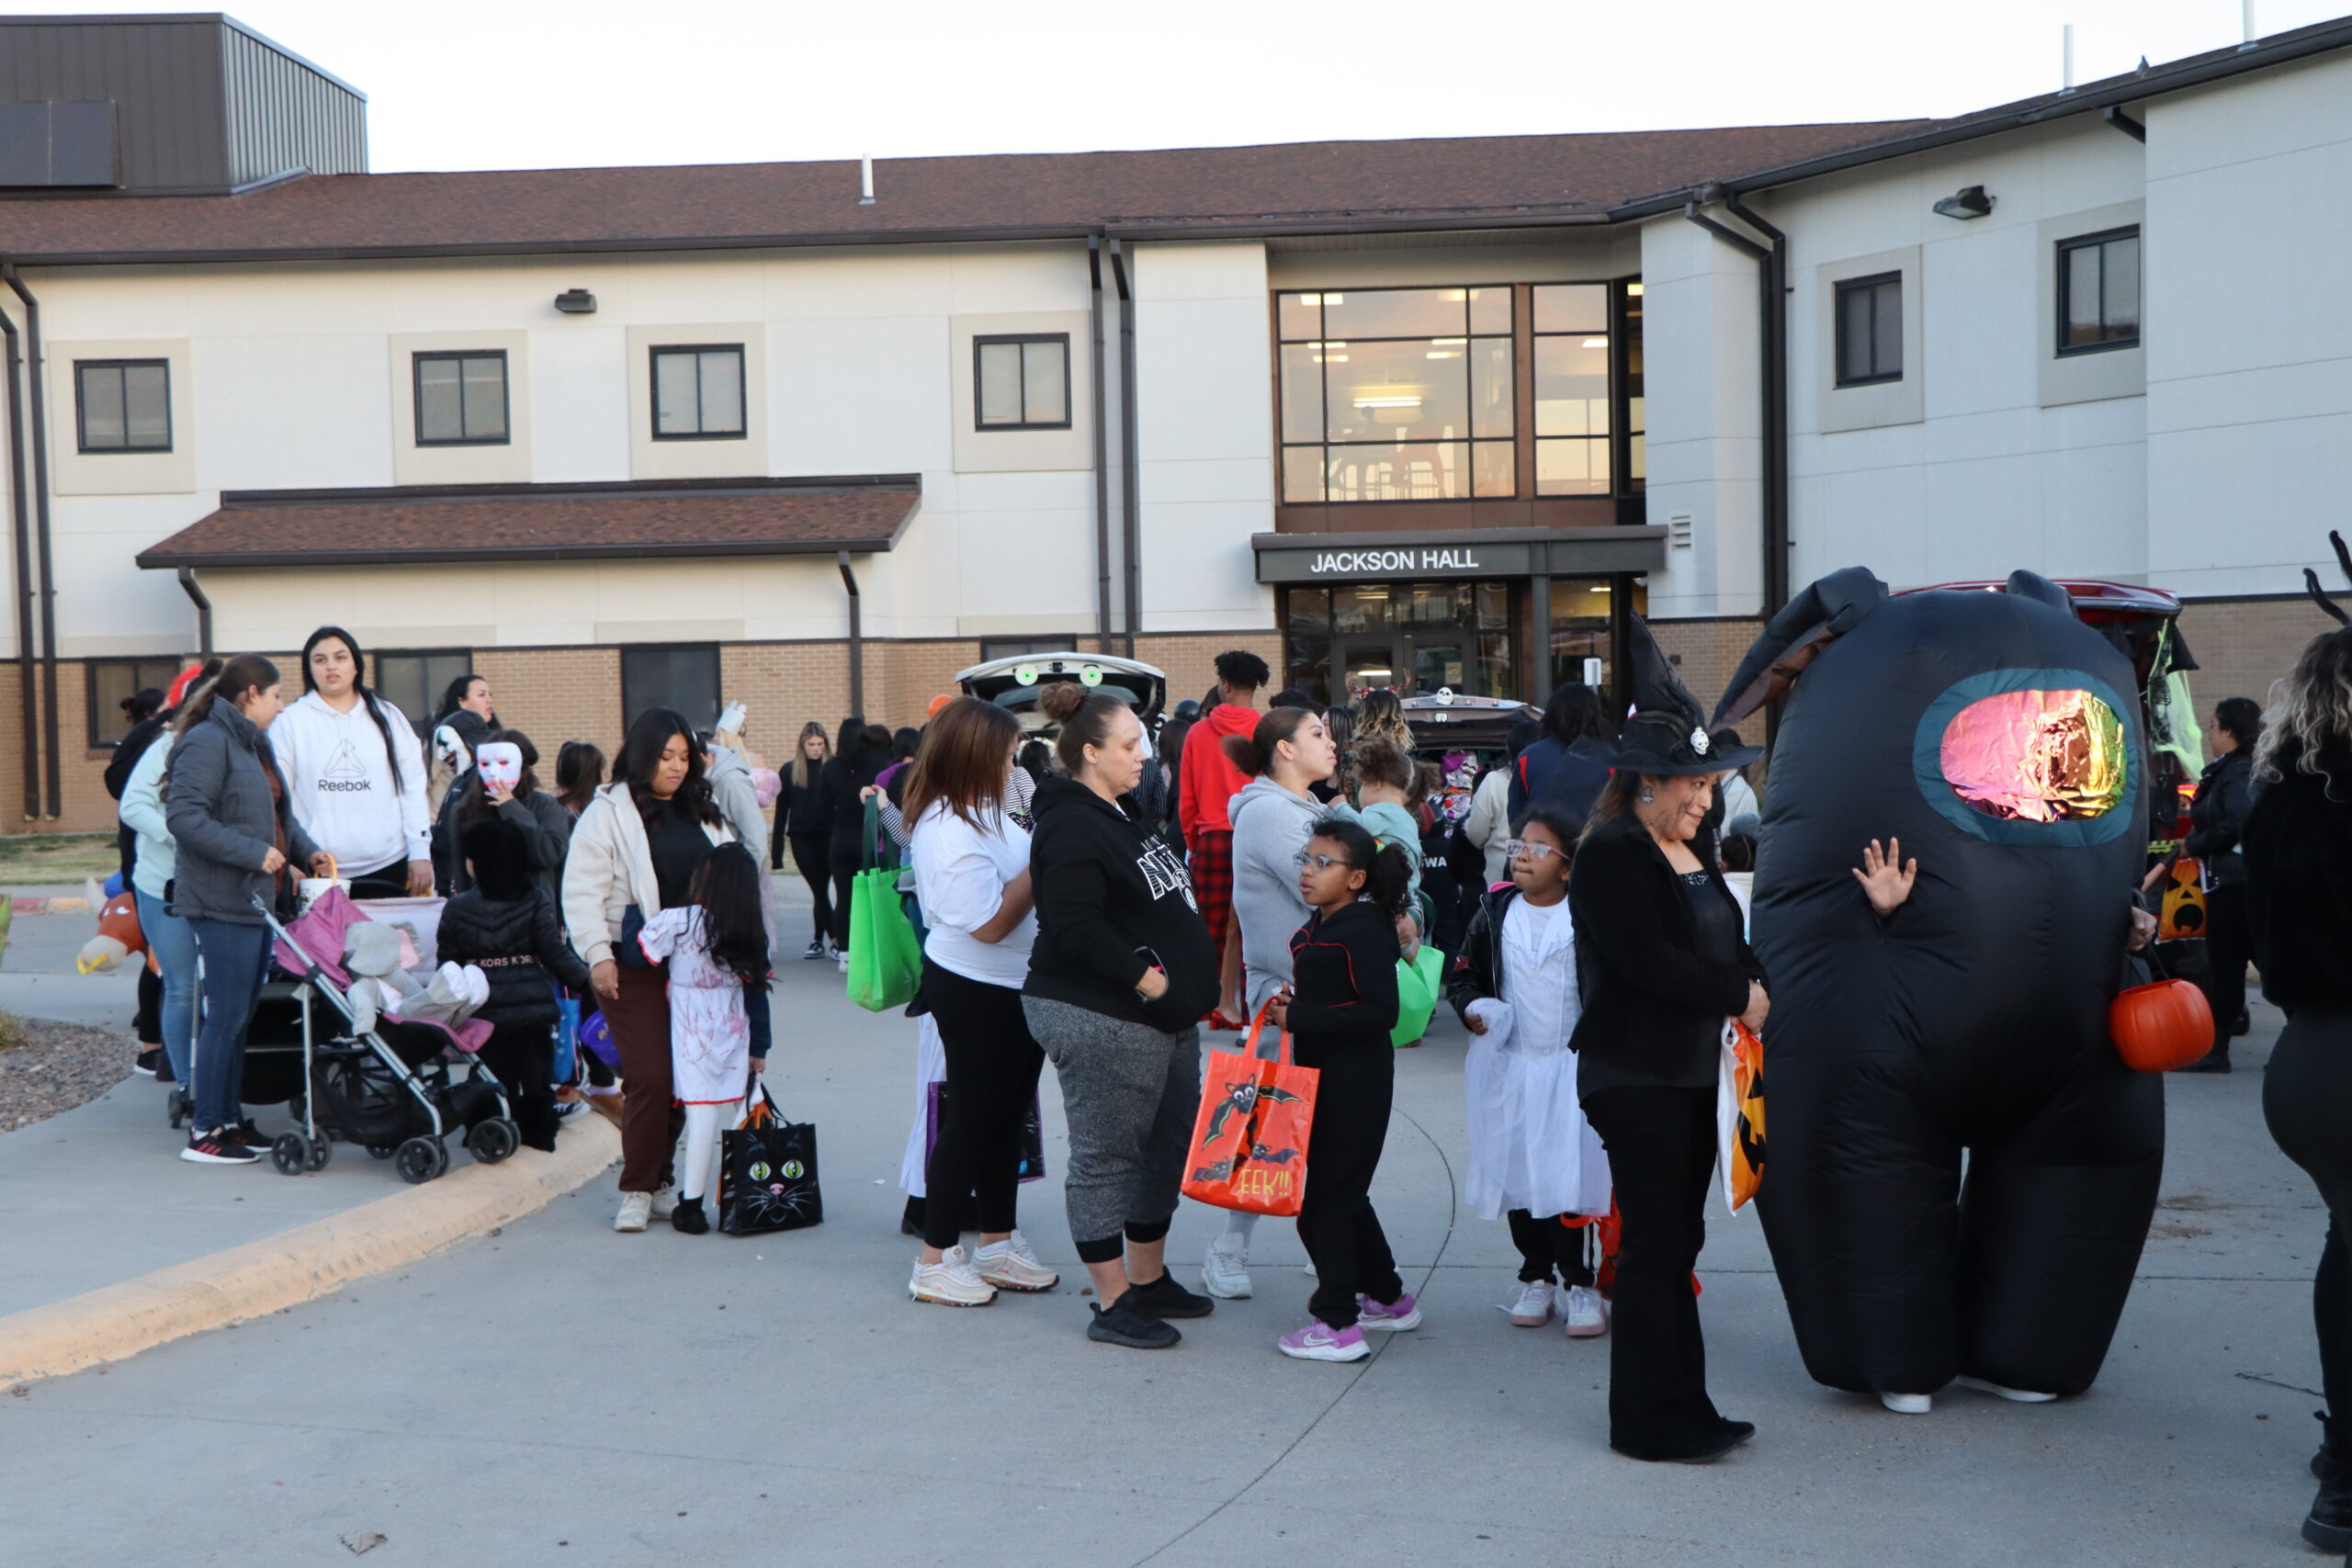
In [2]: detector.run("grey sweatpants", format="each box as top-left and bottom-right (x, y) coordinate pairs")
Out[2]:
(1023, 996), (1202, 1262)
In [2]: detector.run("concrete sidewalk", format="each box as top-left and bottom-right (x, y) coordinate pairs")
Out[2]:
(0, 935), (2328, 1567)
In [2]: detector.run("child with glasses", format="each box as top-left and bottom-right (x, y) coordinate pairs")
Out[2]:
(1445, 806), (1615, 1339)
(1267, 816), (1420, 1362)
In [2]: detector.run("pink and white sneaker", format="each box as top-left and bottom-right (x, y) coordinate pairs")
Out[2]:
(1355, 1291), (1422, 1331)
(1278, 1318), (1370, 1362)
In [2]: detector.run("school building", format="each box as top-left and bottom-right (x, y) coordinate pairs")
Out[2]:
(3, 10), (2348, 830)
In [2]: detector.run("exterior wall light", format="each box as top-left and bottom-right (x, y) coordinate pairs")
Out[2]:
(1932, 186), (1995, 220)
(554, 288), (598, 314)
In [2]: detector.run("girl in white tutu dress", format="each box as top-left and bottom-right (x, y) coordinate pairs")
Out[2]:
(1445, 806), (1613, 1337)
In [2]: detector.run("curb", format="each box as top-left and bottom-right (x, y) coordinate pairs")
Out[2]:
(10, 896), (88, 915)
(0, 1113), (618, 1386)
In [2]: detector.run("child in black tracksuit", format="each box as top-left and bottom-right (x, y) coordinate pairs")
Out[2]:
(1272, 814), (1420, 1362)
(438, 816), (592, 1151)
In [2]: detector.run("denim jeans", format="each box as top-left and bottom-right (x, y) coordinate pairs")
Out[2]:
(136, 888), (199, 1085)
(189, 917), (273, 1134)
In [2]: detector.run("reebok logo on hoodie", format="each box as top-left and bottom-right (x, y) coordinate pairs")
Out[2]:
(318, 739), (374, 794)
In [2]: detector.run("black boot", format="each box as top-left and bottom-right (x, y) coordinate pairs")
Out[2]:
(2305, 1414), (2352, 1552)
(2313, 1410), (2335, 1481)
(2174, 1045), (2232, 1074)
(2232, 1008), (2251, 1038)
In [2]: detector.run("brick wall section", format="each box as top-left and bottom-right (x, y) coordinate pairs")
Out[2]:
(1133, 631), (1287, 709)
(2175, 599), (2336, 726)
(475, 646), (625, 764)
(1649, 618), (1766, 728)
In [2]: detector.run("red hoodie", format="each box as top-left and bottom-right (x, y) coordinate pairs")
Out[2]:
(1177, 702), (1261, 842)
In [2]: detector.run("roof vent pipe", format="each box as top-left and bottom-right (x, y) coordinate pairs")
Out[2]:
(2242, 0), (2258, 51)
(2060, 23), (2076, 95)
(859, 155), (875, 205)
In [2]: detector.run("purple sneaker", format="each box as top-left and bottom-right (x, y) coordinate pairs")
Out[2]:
(1278, 1318), (1370, 1362)
(1356, 1291), (1422, 1331)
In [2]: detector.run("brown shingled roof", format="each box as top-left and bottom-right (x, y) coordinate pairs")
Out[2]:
(135, 477), (921, 568)
(0, 122), (1928, 263)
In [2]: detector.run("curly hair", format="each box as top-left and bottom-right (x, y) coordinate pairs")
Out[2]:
(2255, 626), (2352, 797)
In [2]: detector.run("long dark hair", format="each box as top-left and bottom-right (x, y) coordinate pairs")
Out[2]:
(435, 671), (493, 730)
(1542, 682), (1611, 749)
(174, 653), (279, 734)
(688, 842), (769, 983)
(902, 696), (1019, 830)
(1307, 813), (1412, 919)
(457, 728), (542, 827)
(613, 707), (722, 827)
(556, 740), (605, 816)
(835, 715), (876, 773)
(300, 626), (408, 792)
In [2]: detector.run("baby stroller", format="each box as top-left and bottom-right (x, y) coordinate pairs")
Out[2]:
(251, 892), (522, 1185)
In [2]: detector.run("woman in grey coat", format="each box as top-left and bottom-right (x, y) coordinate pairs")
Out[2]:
(164, 655), (329, 1165)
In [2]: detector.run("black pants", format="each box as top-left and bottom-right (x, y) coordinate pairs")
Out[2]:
(2265, 1006), (2352, 1432)
(828, 841), (863, 951)
(1583, 1085), (1724, 1459)
(1295, 1033), (1405, 1330)
(346, 865), (413, 900)
(787, 832), (832, 943)
(478, 1023), (559, 1152)
(1510, 1209), (1598, 1287)
(2203, 882), (2254, 1043)
(920, 961), (1045, 1252)
(134, 963), (163, 1047)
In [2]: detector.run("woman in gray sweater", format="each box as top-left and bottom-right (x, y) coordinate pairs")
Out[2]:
(164, 655), (329, 1166)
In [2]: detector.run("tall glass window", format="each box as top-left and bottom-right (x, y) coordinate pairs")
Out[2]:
(1533, 284), (1611, 496)
(1276, 287), (1515, 503)
(2058, 229), (2140, 355)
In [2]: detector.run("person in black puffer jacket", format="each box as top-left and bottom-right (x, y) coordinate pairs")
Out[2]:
(439, 816), (592, 1151)
(2179, 694), (2264, 1069)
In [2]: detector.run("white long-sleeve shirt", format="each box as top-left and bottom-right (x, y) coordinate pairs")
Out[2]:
(267, 690), (430, 876)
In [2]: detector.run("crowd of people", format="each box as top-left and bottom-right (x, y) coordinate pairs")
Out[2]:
(92, 615), (2352, 1529)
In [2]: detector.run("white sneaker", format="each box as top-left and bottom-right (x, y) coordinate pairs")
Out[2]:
(1881, 1392), (1933, 1415)
(614, 1191), (652, 1233)
(910, 1244), (998, 1307)
(1502, 1280), (1555, 1326)
(974, 1232), (1059, 1292)
(1202, 1234), (1253, 1299)
(649, 1184), (679, 1220)
(1955, 1375), (2057, 1403)
(836, 952), (851, 974)
(1563, 1285), (1608, 1338)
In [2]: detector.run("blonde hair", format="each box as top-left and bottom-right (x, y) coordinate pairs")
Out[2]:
(2254, 627), (2352, 796)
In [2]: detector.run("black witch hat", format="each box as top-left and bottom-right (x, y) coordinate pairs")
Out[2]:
(1612, 614), (1764, 777)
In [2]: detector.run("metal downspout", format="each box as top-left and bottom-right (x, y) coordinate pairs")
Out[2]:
(176, 567), (213, 657)
(0, 297), (37, 819)
(1107, 238), (1140, 658)
(1721, 196), (1790, 618)
(1088, 236), (1113, 653)
(2, 265), (60, 818)
(835, 551), (863, 716)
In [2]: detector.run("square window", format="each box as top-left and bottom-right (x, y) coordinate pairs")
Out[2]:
(1834, 273), (1903, 387)
(75, 360), (171, 453)
(620, 645), (722, 730)
(650, 345), (747, 440)
(977, 637), (1074, 662)
(373, 649), (476, 730)
(2058, 228), (2141, 355)
(413, 352), (509, 446)
(974, 335), (1072, 430)
(85, 658), (185, 747)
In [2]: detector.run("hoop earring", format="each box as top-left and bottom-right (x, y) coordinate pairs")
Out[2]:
(1638, 785), (1656, 805)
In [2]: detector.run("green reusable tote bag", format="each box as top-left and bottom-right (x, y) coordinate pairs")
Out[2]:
(1390, 942), (1446, 1047)
(847, 796), (922, 1012)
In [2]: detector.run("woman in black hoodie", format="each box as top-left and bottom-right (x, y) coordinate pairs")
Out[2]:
(1023, 681), (1221, 1349)
(819, 717), (890, 964)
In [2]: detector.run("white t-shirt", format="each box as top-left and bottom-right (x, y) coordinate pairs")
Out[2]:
(910, 798), (1035, 988)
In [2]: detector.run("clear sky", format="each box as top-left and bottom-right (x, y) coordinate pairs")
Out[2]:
(6, 0), (2346, 172)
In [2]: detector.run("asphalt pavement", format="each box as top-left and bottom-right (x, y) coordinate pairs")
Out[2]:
(0, 887), (2333, 1567)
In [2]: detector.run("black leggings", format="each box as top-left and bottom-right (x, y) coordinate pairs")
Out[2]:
(920, 961), (1045, 1252)
(829, 841), (863, 951)
(788, 833), (833, 944)
(2264, 1006), (2352, 1429)
(1509, 1209), (1598, 1288)
(1294, 1033), (1405, 1330)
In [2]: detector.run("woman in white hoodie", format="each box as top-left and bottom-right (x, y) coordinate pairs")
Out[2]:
(563, 707), (739, 1234)
(266, 627), (433, 897)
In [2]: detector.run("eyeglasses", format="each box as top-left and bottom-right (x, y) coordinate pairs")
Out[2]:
(1503, 839), (1563, 863)
(1292, 851), (1345, 872)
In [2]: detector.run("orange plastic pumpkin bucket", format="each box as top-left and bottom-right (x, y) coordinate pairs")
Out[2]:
(2109, 979), (2215, 1072)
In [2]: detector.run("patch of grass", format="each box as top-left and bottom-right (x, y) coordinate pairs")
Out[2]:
(0, 1011), (26, 1052)
(0, 832), (119, 885)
